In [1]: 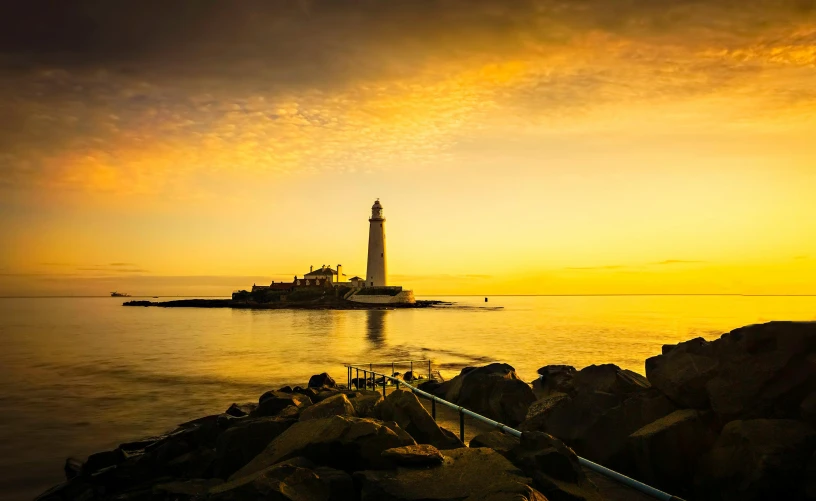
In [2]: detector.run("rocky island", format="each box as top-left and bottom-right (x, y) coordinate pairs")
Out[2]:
(38, 321), (816, 501)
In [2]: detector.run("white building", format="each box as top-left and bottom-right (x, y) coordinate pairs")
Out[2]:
(366, 199), (387, 287)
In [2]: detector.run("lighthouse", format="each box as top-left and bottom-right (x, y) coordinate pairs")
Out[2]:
(366, 199), (387, 287)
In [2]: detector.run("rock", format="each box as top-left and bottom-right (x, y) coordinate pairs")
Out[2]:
(521, 388), (676, 469)
(215, 416), (296, 479)
(230, 416), (416, 479)
(805, 452), (816, 500)
(166, 446), (217, 478)
(416, 380), (441, 394)
(434, 363), (537, 427)
(346, 391), (384, 418)
(252, 391), (312, 418)
(313, 389), (342, 402)
(403, 370), (424, 381)
(376, 389), (463, 450)
(646, 321), (816, 421)
(802, 392), (816, 426)
(299, 393), (357, 421)
(382, 444), (444, 467)
(293, 386), (321, 399)
(64, 457), (83, 480)
(84, 449), (126, 475)
(225, 402), (255, 417)
(525, 393), (571, 424)
(278, 385), (293, 393)
(626, 409), (718, 495)
(309, 372), (337, 388)
(694, 419), (816, 501)
(509, 431), (601, 501)
(154, 478), (223, 496)
(313, 466), (356, 501)
(35, 478), (97, 501)
(210, 462), (329, 500)
(470, 431), (520, 454)
(533, 365), (577, 397)
(355, 447), (547, 501)
(572, 364), (650, 396)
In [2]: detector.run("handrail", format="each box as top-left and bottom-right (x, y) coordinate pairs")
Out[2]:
(344, 363), (686, 501)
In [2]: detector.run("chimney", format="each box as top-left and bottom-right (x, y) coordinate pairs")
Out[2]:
(337, 264), (342, 283)
(310, 265), (313, 272)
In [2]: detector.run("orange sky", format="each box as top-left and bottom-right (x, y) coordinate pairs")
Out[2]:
(1, 1), (815, 296)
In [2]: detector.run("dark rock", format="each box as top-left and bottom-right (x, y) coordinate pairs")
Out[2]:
(572, 364), (650, 396)
(403, 370), (424, 381)
(64, 457), (83, 480)
(416, 380), (441, 394)
(210, 462), (329, 500)
(521, 387), (676, 469)
(627, 409), (718, 495)
(225, 402), (256, 417)
(293, 386), (321, 399)
(253, 391), (312, 417)
(376, 389), (463, 450)
(84, 449), (125, 475)
(278, 385), (293, 393)
(433, 363), (537, 427)
(802, 392), (816, 426)
(470, 430), (520, 454)
(214, 416), (296, 479)
(534, 365), (577, 397)
(314, 466), (356, 501)
(355, 447), (547, 501)
(381, 444), (444, 467)
(646, 321), (816, 421)
(346, 391), (383, 418)
(230, 416), (416, 479)
(524, 393), (571, 427)
(805, 452), (816, 500)
(166, 446), (217, 478)
(35, 478), (97, 501)
(313, 389), (342, 402)
(509, 431), (601, 501)
(299, 393), (357, 421)
(309, 372), (337, 388)
(154, 478), (223, 496)
(694, 419), (816, 501)
(169, 414), (227, 449)
(120, 438), (162, 453)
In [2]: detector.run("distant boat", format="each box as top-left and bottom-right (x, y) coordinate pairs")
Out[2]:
(110, 292), (131, 297)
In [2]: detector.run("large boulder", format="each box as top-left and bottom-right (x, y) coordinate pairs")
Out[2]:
(346, 391), (383, 418)
(571, 364), (650, 396)
(376, 389), (463, 450)
(210, 461), (329, 500)
(694, 419), (816, 501)
(252, 391), (312, 418)
(230, 416), (416, 479)
(309, 372), (337, 388)
(626, 409), (718, 495)
(509, 432), (601, 501)
(355, 447), (547, 501)
(805, 452), (816, 500)
(214, 416), (297, 478)
(313, 466), (356, 501)
(533, 365), (577, 397)
(381, 444), (444, 467)
(802, 392), (816, 426)
(646, 321), (816, 422)
(470, 430), (520, 454)
(299, 393), (357, 421)
(433, 363), (537, 427)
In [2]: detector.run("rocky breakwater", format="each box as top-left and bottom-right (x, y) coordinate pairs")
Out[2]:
(39, 371), (594, 501)
(519, 321), (816, 501)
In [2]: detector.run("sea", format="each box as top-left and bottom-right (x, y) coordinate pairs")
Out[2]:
(1, 295), (815, 499)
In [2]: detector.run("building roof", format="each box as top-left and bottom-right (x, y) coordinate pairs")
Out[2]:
(305, 267), (338, 276)
(348, 276), (362, 280)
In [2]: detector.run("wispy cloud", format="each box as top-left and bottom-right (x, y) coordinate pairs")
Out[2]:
(652, 260), (706, 265)
(565, 265), (626, 270)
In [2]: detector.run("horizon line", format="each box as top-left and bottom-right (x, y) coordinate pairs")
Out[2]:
(2, 293), (816, 298)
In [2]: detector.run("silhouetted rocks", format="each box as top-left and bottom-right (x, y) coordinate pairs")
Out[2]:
(252, 390), (311, 417)
(381, 444), (444, 467)
(376, 389), (463, 450)
(432, 362), (537, 426)
(470, 430), (520, 453)
(214, 416), (296, 479)
(534, 364), (577, 397)
(694, 419), (816, 500)
(210, 461), (330, 500)
(298, 393), (357, 421)
(308, 372), (336, 388)
(355, 447), (547, 501)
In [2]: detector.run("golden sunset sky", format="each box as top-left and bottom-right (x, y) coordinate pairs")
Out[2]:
(1, 0), (815, 296)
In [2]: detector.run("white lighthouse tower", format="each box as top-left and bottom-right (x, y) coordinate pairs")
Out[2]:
(366, 199), (387, 287)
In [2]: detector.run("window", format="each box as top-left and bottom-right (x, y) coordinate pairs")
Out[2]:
(381, 253), (383, 257)
(371, 282), (374, 286)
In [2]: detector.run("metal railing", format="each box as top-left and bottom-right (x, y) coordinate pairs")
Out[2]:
(343, 362), (686, 501)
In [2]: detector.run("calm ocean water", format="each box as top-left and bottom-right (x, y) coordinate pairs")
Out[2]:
(1, 295), (815, 499)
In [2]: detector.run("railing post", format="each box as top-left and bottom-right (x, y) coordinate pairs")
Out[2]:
(410, 361), (413, 379)
(356, 368), (359, 389)
(428, 360), (431, 381)
(396, 380), (400, 390)
(459, 408), (465, 443)
(432, 399), (436, 421)
(391, 362), (395, 377)
(363, 370), (367, 389)
(382, 377), (386, 397)
(348, 367), (351, 389)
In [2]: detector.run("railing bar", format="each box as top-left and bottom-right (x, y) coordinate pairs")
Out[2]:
(345, 364), (684, 501)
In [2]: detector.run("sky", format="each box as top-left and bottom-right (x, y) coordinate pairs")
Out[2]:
(1, 0), (815, 296)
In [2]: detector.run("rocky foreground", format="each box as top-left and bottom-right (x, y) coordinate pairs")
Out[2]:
(39, 321), (816, 501)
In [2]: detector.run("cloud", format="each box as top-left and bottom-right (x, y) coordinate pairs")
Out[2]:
(652, 260), (706, 265)
(565, 265), (626, 270)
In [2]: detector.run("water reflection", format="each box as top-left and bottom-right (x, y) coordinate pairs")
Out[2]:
(365, 310), (387, 347)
